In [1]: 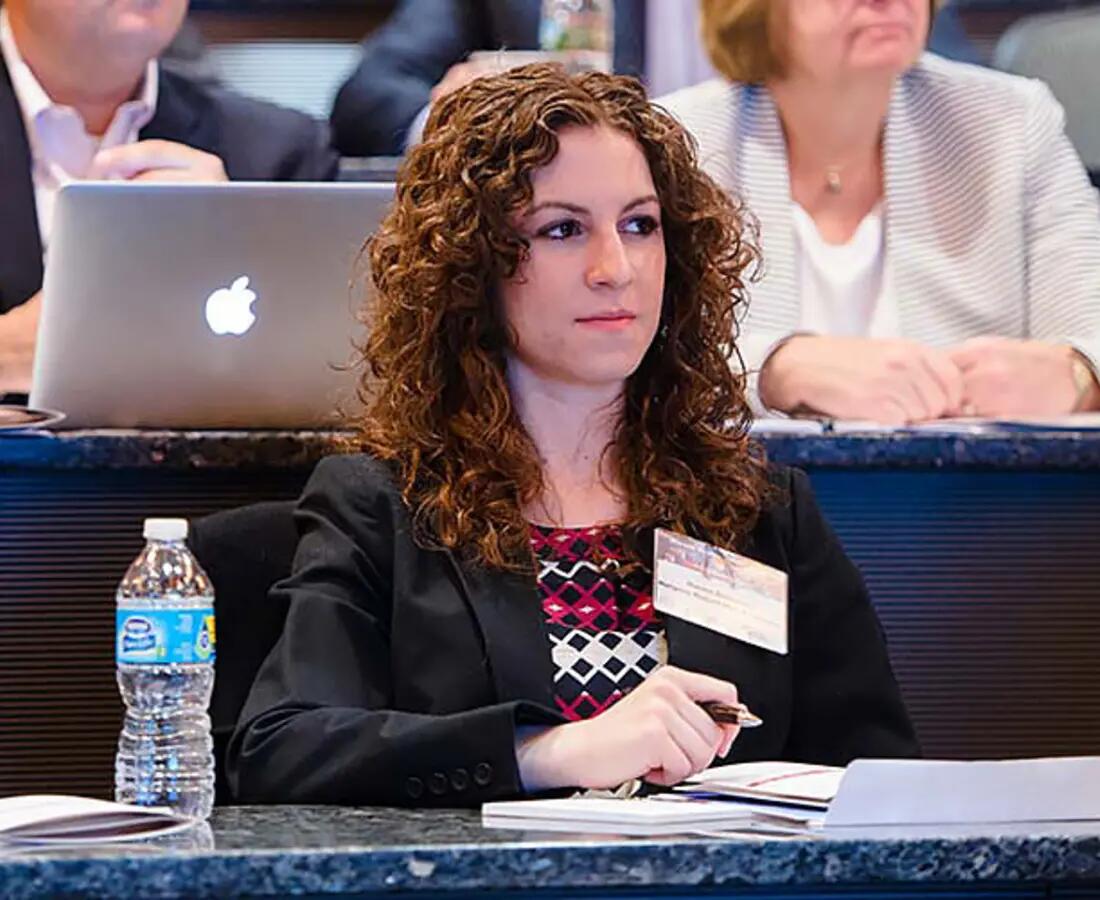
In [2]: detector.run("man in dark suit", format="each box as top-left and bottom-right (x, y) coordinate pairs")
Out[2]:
(0, 0), (338, 394)
(330, 0), (644, 157)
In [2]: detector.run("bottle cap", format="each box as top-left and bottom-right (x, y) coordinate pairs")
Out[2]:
(143, 518), (189, 541)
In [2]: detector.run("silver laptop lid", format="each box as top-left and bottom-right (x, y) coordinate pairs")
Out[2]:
(30, 181), (393, 429)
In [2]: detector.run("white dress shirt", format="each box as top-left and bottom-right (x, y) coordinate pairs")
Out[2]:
(0, 9), (158, 254)
(793, 203), (899, 339)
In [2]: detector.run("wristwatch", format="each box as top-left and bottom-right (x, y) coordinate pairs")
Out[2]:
(1070, 352), (1098, 411)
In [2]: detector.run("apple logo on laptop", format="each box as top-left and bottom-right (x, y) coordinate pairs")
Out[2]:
(204, 276), (257, 336)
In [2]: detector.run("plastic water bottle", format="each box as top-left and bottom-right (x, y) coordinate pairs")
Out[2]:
(115, 518), (216, 819)
(539, 0), (614, 73)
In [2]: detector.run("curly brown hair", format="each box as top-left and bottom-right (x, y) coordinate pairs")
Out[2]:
(357, 63), (768, 572)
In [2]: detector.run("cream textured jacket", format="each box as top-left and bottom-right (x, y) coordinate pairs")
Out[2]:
(658, 54), (1100, 380)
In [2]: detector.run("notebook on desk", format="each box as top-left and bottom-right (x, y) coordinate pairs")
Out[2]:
(30, 181), (394, 429)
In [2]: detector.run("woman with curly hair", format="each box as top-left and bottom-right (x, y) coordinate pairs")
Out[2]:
(228, 64), (917, 806)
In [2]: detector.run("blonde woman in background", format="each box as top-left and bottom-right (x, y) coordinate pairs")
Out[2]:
(660, 0), (1100, 424)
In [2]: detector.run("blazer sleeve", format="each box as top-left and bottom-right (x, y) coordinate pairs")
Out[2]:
(226, 455), (556, 806)
(143, 72), (340, 182)
(1018, 81), (1100, 374)
(781, 468), (921, 763)
(329, 0), (487, 156)
(737, 332), (805, 415)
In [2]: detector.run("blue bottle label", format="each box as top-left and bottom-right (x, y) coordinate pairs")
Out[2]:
(116, 608), (216, 665)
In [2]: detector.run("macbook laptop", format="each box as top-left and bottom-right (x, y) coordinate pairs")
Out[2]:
(30, 181), (394, 429)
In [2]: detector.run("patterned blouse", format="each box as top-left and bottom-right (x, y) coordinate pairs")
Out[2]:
(530, 524), (667, 721)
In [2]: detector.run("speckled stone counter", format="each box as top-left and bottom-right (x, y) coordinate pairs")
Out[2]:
(0, 429), (345, 470)
(3, 426), (1100, 470)
(2, 806), (1099, 899)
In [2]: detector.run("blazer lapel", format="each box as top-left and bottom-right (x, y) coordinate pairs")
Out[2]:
(140, 69), (216, 154)
(884, 58), (990, 344)
(883, 67), (929, 343)
(734, 84), (800, 336)
(0, 54), (44, 313)
(446, 553), (557, 710)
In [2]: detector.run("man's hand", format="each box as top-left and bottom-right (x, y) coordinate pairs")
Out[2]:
(0, 292), (42, 395)
(88, 140), (227, 182)
(759, 335), (964, 425)
(947, 337), (1098, 416)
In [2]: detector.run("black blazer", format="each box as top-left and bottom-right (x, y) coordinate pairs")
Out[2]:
(228, 454), (919, 807)
(329, 0), (645, 156)
(0, 58), (339, 314)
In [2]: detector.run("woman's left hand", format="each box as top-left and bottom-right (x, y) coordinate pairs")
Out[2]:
(947, 337), (1095, 416)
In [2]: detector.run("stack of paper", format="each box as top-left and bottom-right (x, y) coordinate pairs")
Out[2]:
(482, 763), (836, 837)
(482, 793), (820, 837)
(679, 761), (843, 810)
(0, 795), (193, 844)
(483, 756), (1100, 838)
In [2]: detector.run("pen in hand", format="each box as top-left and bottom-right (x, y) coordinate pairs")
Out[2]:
(575, 702), (763, 800)
(698, 701), (763, 728)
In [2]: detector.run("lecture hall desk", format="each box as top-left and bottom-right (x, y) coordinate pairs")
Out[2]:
(1, 427), (1098, 799)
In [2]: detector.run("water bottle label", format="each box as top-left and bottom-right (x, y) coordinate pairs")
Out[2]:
(116, 608), (216, 665)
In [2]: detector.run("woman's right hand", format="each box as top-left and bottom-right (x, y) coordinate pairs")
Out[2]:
(515, 666), (742, 792)
(759, 335), (964, 425)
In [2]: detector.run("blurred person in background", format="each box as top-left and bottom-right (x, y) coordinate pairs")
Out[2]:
(329, 0), (646, 157)
(159, 15), (221, 87)
(0, 0), (339, 396)
(660, 0), (1100, 424)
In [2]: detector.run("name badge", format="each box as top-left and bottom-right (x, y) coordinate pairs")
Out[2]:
(653, 528), (788, 655)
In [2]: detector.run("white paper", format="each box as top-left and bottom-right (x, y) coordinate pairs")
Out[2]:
(665, 795), (825, 828)
(826, 757), (1100, 827)
(0, 795), (191, 843)
(969, 413), (1100, 431)
(482, 814), (746, 837)
(482, 795), (818, 837)
(750, 417), (826, 435)
(684, 762), (844, 806)
(483, 796), (748, 826)
(752, 412), (1100, 436)
(830, 413), (1100, 434)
